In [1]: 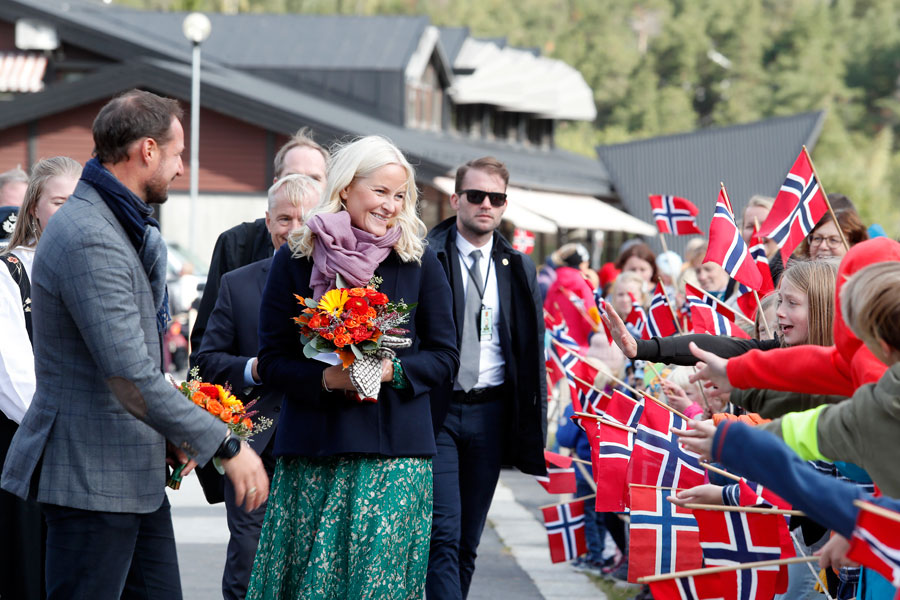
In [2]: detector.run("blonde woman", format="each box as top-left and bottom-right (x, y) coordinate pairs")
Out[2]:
(247, 136), (458, 599)
(0, 156), (80, 600)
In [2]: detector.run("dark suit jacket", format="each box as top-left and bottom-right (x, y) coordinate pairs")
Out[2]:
(194, 258), (282, 454)
(190, 218), (271, 367)
(427, 217), (547, 476)
(257, 245), (459, 458)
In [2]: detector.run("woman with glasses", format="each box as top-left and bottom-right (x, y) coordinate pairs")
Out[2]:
(799, 206), (868, 261)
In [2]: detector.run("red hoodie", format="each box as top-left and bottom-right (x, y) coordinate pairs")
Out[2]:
(727, 238), (900, 397)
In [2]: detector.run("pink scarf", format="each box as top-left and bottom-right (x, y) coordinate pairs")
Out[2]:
(306, 211), (402, 299)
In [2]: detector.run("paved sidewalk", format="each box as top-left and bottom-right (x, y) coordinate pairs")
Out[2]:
(169, 469), (609, 599)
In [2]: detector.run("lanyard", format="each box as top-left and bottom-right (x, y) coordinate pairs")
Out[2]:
(465, 249), (492, 301)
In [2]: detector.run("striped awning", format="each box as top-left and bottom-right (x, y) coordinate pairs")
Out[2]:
(0, 53), (47, 93)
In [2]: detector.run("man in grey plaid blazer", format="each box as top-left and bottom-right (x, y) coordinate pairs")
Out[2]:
(1, 90), (269, 599)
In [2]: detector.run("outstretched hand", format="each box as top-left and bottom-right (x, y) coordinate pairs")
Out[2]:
(688, 342), (733, 393)
(599, 300), (637, 359)
(668, 483), (724, 508)
(816, 534), (858, 570)
(671, 418), (717, 461)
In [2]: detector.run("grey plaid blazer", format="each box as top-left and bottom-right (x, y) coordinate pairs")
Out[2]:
(1, 182), (227, 513)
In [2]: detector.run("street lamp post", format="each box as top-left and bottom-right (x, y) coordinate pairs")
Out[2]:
(182, 12), (211, 257)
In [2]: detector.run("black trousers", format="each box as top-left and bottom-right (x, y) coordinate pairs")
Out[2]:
(222, 434), (277, 600)
(426, 390), (504, 600)
(43, 496), (181, 600)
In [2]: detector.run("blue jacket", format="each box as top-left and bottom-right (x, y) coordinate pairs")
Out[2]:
(712, 420), (900, 539)
(257, 244), (459, 458)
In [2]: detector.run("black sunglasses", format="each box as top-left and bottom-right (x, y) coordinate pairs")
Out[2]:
(461, 189), (507, 207)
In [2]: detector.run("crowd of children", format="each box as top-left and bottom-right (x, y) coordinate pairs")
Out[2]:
(541, 194), (900, 600)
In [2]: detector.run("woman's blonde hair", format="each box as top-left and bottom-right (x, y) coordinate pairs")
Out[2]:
(288, 136), (426, 263)
(841, 261), (900, 353)
(780, 258), (839, 346)
(7, 156), (82, 250)
(613, 270), (648, 306)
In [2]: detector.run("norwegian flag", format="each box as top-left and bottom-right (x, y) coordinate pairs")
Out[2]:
(627, 398), (705, 493)
(648, 282), (679, 338)
(847, 501), (900, 591)
(649, 572), (726, 600)
(629, 486), (703, 582)
(625, 293), (651, 340)
(542, 500), (588, 563)
(690, 305), (750, 339)
(535, 450), (576, 494)
(693, 508), (784, 600)
(545, 312), (580, 385)
(592, 292), (614, 344)
(736, 228), (776, 319)
(567, 362), (610, 415)
(738, 479), (792, 512)
(737, 480), (795, 594)
(705, 187), (763, 290)
(649, 195), (704, 236)
(685, 281), (748, 338)
(595, 418), (634, 512)
(512, 227), (535, 254)
(758, 149), (830, 265)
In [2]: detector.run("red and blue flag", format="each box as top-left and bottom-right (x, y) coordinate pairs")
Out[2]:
(650, 194), (704, 236)
(705, 187), (763, 290)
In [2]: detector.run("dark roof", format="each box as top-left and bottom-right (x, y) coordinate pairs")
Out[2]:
(438, 26), (470, 65)
(0, 57), (613, 196)
(95, 9), (431, 70)
(596, 111), (826, 254)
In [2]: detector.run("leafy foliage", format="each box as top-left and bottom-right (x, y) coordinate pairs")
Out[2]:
(115, 0), (900, 235)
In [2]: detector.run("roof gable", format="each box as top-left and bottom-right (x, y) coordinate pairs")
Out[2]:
(596, 111), (826, 253)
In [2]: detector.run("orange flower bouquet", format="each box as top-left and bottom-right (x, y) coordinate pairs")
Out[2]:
(166, 368), (273, 489)
(294, 283), (414, 401)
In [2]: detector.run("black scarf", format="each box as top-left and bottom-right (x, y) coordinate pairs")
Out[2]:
(80, 158), (170, 334)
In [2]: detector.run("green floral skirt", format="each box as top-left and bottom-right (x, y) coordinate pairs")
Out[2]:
(246, 454), (432, 600)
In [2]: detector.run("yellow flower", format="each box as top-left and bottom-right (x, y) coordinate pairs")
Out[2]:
(318, 288), (348, 316)
(218, 385), (242, 408)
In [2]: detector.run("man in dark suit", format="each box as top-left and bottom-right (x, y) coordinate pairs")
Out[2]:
(189, 129), (327, 366)
(195, 174), (322, 600)
(425, 157), (547, 599)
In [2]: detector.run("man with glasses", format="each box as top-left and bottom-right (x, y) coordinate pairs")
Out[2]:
(426, 157), (547, 599)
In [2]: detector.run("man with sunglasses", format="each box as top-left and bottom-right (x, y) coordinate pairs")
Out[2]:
(426, 157), (547, 599)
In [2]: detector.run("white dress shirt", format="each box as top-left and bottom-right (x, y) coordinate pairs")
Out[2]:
(455, 233), (504, 389)
(0, 246), (36, 423)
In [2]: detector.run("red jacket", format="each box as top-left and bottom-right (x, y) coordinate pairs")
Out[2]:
(544, 266), (596, 349)
(727, 238), (900, 397)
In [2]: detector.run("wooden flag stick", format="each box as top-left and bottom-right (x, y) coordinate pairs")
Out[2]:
(573, 459), (597, 493)
(684, 503), (805, 517)
(699, 461), (741, 482)
(629, 483), (686, 491)
(569, 456), (593, 467)
(569, 373), (618, 403)
(573, 412), (637, 433)
(697, 286), (755, 326)
(853, 499), (900, 524)
(549, 337), (690, 422)
(638, 556), (819, 584)
(752, 217), (774, 340)
(658, 232), (670, 255)
(803, 145), (850, 253)
(538, 494), (596, 510)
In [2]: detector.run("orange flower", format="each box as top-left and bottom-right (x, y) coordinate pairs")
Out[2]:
(242, 418), (253, 429)
(308, 313), (328, 329)
(344, 317), (360, 329)
(333, 333), (352, 347)
(191, 391), (207, 406)
(207, 399), (224, 416)
(348, 288), (366, 297)
(321, 331), (334, 341)
(220, 408), (233, 422)
(231, 414), (241, 424)
(334, 326), (346, 335)
(365, 307), (377, 319)
(337, 348), (356, 368)
(365, 289), (388, 305)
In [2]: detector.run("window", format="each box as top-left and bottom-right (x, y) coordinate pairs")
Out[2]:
(406, 62), (443, 131)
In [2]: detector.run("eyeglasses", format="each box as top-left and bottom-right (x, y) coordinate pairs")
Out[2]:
(807, 234), (842, 248)
(461, 189), (507, 207)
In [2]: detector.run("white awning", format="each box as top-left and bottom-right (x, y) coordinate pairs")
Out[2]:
(432, 177), (655, 236)
(510, 187), (657, 235)
(0, 53), (46, 93)
(432, 177), (558, 234)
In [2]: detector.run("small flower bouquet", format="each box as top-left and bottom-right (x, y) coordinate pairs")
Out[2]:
(166, 368), (273, 489)
(294, 284), (414, 402)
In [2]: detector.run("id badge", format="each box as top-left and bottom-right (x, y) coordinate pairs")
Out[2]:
(479, 306), (493, 341)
